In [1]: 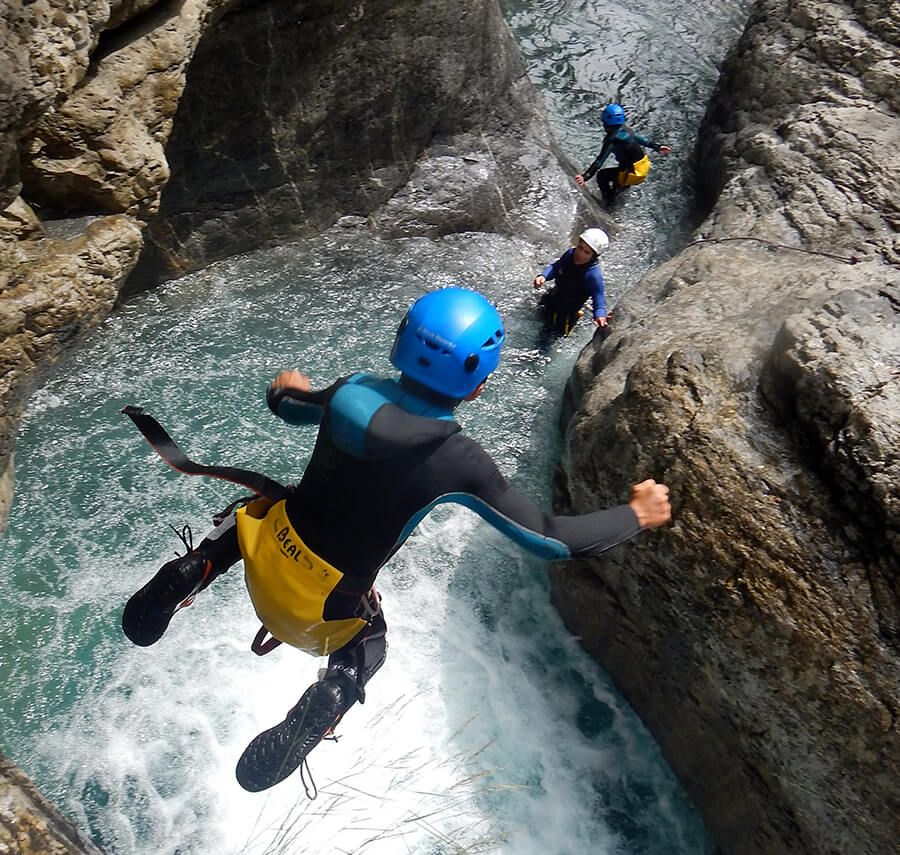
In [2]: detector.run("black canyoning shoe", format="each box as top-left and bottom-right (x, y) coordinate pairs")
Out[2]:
(122, 552), (212, 647)
(235, 679), (351, 793)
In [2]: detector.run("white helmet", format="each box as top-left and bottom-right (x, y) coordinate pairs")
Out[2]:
(579, 228), (609, 254)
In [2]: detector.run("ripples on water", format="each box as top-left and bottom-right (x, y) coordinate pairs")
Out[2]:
(503, 0), (749, 268)
(0, 1), (748, 852)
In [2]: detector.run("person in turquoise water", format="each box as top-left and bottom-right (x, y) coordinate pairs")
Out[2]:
(575, 103), (672, 206)
(122, 287), (672, 793)
(533, 228), (610, 336)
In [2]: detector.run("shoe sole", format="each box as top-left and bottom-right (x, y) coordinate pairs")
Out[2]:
(122, 556), (210, 647)
(236, 682), (344, 792)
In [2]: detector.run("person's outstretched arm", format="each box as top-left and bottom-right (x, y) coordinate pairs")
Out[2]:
(442, 433), (670, 559)
(266, 370), (342, 425)
(634, 132), (672, 155)
(575, 136), (614, 186)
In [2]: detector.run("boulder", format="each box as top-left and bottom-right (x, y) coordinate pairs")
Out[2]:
(126, 0), (579, 289)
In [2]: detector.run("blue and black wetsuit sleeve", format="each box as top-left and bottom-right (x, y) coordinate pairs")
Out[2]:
(444, 434), (641, 560)
(586, 265), (606, 318)
(583, 134), (615, 179)
(267, 378), (345, 425)
(542, 248), (576, 282)
(634, 131), (663, 152)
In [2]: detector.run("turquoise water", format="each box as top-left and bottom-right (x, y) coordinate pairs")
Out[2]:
(0, 1), (749, 852)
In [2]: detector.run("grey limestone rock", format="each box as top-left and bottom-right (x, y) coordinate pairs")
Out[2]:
(126, 0), (580, 289)
(553, 0), (900, 852)
(0, 0), (225, 537)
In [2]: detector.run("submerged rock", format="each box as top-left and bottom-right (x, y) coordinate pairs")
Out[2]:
(553, 0), (899, 852)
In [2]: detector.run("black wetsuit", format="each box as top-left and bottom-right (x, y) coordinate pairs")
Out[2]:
(537, 248), (607, 335)
(583, 125), (663, 204)
(188, 373), (642, 692)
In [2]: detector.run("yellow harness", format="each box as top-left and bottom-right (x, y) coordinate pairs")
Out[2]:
(236, 498), (367, 656)
(617, 154), (651, 187)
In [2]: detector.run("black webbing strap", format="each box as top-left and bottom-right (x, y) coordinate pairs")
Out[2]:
(122, 405), (288, 503)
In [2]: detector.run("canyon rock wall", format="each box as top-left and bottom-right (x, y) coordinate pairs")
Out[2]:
(552, 0), (899, 852)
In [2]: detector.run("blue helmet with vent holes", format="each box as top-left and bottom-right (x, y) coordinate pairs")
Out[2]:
(390, 288), (505, 400)
(602, 103), (626, 127)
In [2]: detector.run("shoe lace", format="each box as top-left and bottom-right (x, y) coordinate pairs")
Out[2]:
(165, 523), (213, 611)
(168, 523), (194, 557)
(299, 757), (318, 800)
(298, 733), (340, 801)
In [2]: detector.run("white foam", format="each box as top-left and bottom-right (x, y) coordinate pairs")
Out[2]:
(1, 228), (713, 854)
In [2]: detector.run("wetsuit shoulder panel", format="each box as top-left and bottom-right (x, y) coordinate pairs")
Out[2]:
(329, 373), (459, 459)
(365, 404), (461, 459)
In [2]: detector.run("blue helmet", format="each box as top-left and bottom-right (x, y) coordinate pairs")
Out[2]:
(390, 287), (505, 400)
(602, 103), (626, 127)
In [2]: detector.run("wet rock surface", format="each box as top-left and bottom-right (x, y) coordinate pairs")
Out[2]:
(0, 749), (104, 854)
(127, 0), (578, 289)
(552, 0), (899, 852)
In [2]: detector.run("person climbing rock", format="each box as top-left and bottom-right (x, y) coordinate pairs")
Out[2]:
(534, 228), (610, 336)
(121, 287), (672, 793)
(575, 104), (672, 206)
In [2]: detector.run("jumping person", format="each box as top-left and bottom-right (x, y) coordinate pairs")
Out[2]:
(575, 104), (672, 206)
(534, 228), (610, 336)
(121, 287), (672, 793)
